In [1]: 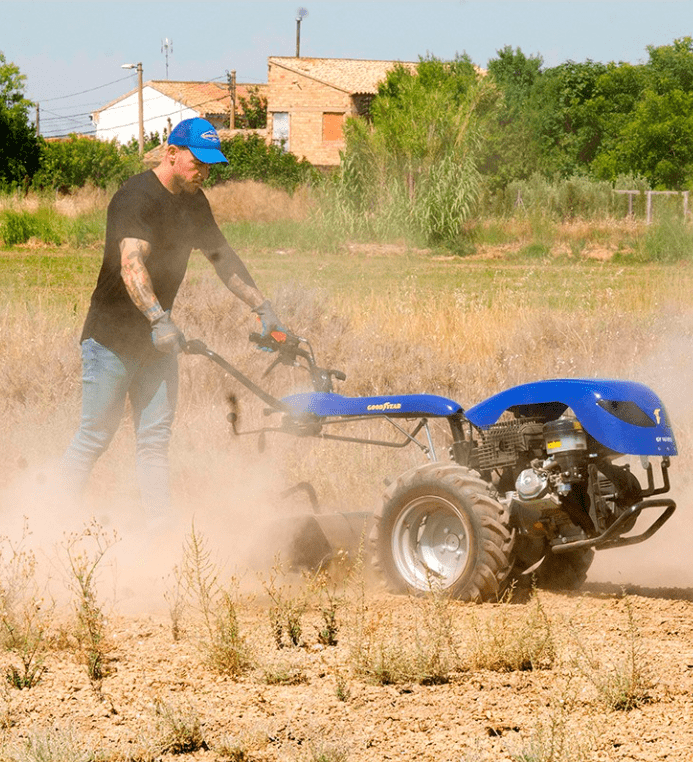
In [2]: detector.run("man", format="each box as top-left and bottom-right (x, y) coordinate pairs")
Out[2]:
(62, 117), (283, 528)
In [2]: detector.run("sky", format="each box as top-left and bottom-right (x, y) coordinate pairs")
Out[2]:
(2, 0), (693, 138)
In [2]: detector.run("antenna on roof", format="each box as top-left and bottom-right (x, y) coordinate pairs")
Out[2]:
(296, 8), (308, 58)
(161, 37), (173, 79)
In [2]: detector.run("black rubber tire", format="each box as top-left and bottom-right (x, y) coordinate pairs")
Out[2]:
(370, 462), (514, 602)
(536, 547), (595, 591)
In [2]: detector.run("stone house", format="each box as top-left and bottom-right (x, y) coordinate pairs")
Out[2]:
(266, 56), (417, 168)
(90, 80), (267, 146)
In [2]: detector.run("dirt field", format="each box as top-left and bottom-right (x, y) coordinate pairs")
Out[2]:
(1, 586), (693, 762)
(0, 488), (691, 762)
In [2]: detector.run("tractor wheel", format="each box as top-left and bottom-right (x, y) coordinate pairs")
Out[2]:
(536, 547), (595, 591)
(370, 462), (514, 602)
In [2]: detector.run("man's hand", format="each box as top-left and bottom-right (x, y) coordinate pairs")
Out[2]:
(151, 311), (185, 354)
(252, 300), (285, 339)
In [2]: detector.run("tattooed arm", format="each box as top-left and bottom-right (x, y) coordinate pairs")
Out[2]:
(120, 237), (166, 323)
(202, 241), (266, 310)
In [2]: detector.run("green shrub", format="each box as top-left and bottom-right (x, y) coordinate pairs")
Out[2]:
(32, 136), (141, 191)
(207, 134), (317, 193)
(65, 210), (106, 247)
(1, 209), (65, 246)
(483, 174), (636, 220)
(634, 209), (693, 262)
(1, 210), (38, 245)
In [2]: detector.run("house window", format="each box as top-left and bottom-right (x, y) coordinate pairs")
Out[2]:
(272, 112), (289, 150)
(322, 112), (344, 142)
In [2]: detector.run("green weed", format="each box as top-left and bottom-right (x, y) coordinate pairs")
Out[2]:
(261, 558), (308, 649)
(468, 592), (556, 672)
(351, 586), (461, 686)
(572, 596), (654, 711)
(181, 523), (254, 676)
(214, 728), (271, 761)
(3, 729), (97, 762)
(151, 698), (208, 755)
(636, 209), (693, 262)
(63, 521), (118, 683)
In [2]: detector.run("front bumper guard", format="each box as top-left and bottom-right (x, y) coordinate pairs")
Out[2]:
(550, 498), (676, 554)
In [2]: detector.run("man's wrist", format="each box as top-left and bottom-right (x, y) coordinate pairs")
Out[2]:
(146, 305), (167, 324)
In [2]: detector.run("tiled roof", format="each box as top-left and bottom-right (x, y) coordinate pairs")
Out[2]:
(269, 57), (418, 94)
(92, 81), (267, 117)
(152, 80), (230, 113)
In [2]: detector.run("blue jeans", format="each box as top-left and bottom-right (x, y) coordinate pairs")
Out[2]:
(62, 338), (179, 525)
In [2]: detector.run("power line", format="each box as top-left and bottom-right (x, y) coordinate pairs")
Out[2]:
(36, 75), (135, 103)
(95, 93), (234, 134)
(41, 91), (233, 139)
(37, 71), (254, 138)
(40, 91), (180, 122)
(37, 73), (231, 125)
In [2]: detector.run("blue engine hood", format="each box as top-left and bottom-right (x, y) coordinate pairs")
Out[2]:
(465, 378), (676, 457)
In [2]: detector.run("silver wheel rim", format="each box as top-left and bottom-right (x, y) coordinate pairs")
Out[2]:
(391, 495), (472, 591)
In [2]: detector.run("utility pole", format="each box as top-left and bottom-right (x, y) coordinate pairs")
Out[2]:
(227, 70), (236, 130)
(122, 62), (145, 155)
(35, 104), (40, 137)
(136, 63), (144, 155)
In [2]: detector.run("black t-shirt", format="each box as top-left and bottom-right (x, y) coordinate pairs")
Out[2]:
(81, 170), (226, 358)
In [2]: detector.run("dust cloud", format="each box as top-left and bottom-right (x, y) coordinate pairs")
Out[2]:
(587, 494), (693, 589)
(3, 313), (693, 614)
(0, 445), (296, 618)
(588, 317), (693, 591)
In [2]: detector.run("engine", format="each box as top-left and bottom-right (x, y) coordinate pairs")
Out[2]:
(473, 414), (640, 546)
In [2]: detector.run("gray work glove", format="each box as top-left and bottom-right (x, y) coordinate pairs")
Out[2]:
(151, 310), (185, 354)
(252, 300), (285, 338)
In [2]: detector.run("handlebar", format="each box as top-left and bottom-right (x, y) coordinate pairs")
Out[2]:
(248, 330), (346, 392)
(183, 331), (346, 410)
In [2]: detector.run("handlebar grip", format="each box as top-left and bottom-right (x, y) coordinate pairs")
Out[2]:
(182, 338), (208, 355)
(249, 330), (299, 350)
(249, 331), (281, 349)
(332, 370), (347, 382)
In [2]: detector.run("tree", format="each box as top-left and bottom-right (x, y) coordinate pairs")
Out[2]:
(594, 88), (693, 188)
(592, 38), (693, 188)
(646, 36), (693, 93)
(337, 54), (498, 246)
(235, 86), (267, 129)
(482, 46), (544, 188)
(0, 51), (41, 188)
(365, 55), (488, 173)
(122, 131), (162, 156)
(529, 59), (608, 177)
(206, 133), (315, 193)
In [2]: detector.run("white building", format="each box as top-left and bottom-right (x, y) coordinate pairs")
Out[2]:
(90, 80), (264, 145)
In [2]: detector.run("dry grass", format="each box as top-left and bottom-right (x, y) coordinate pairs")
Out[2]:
(0, 180), (313, 227)
(4, 224), (691, 514)
(0, 185), (111, 218)
(467, 592), (556, 673)
(205, 180), (314, 223)
(0, 518), (677, 762)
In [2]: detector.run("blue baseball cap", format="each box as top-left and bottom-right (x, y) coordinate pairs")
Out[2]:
(168, 118), (228, 164)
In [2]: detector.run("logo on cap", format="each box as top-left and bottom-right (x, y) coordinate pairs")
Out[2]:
(200, 130), (220, 146)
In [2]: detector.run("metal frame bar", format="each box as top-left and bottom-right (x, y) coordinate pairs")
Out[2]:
(551, 498), (676, 553)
